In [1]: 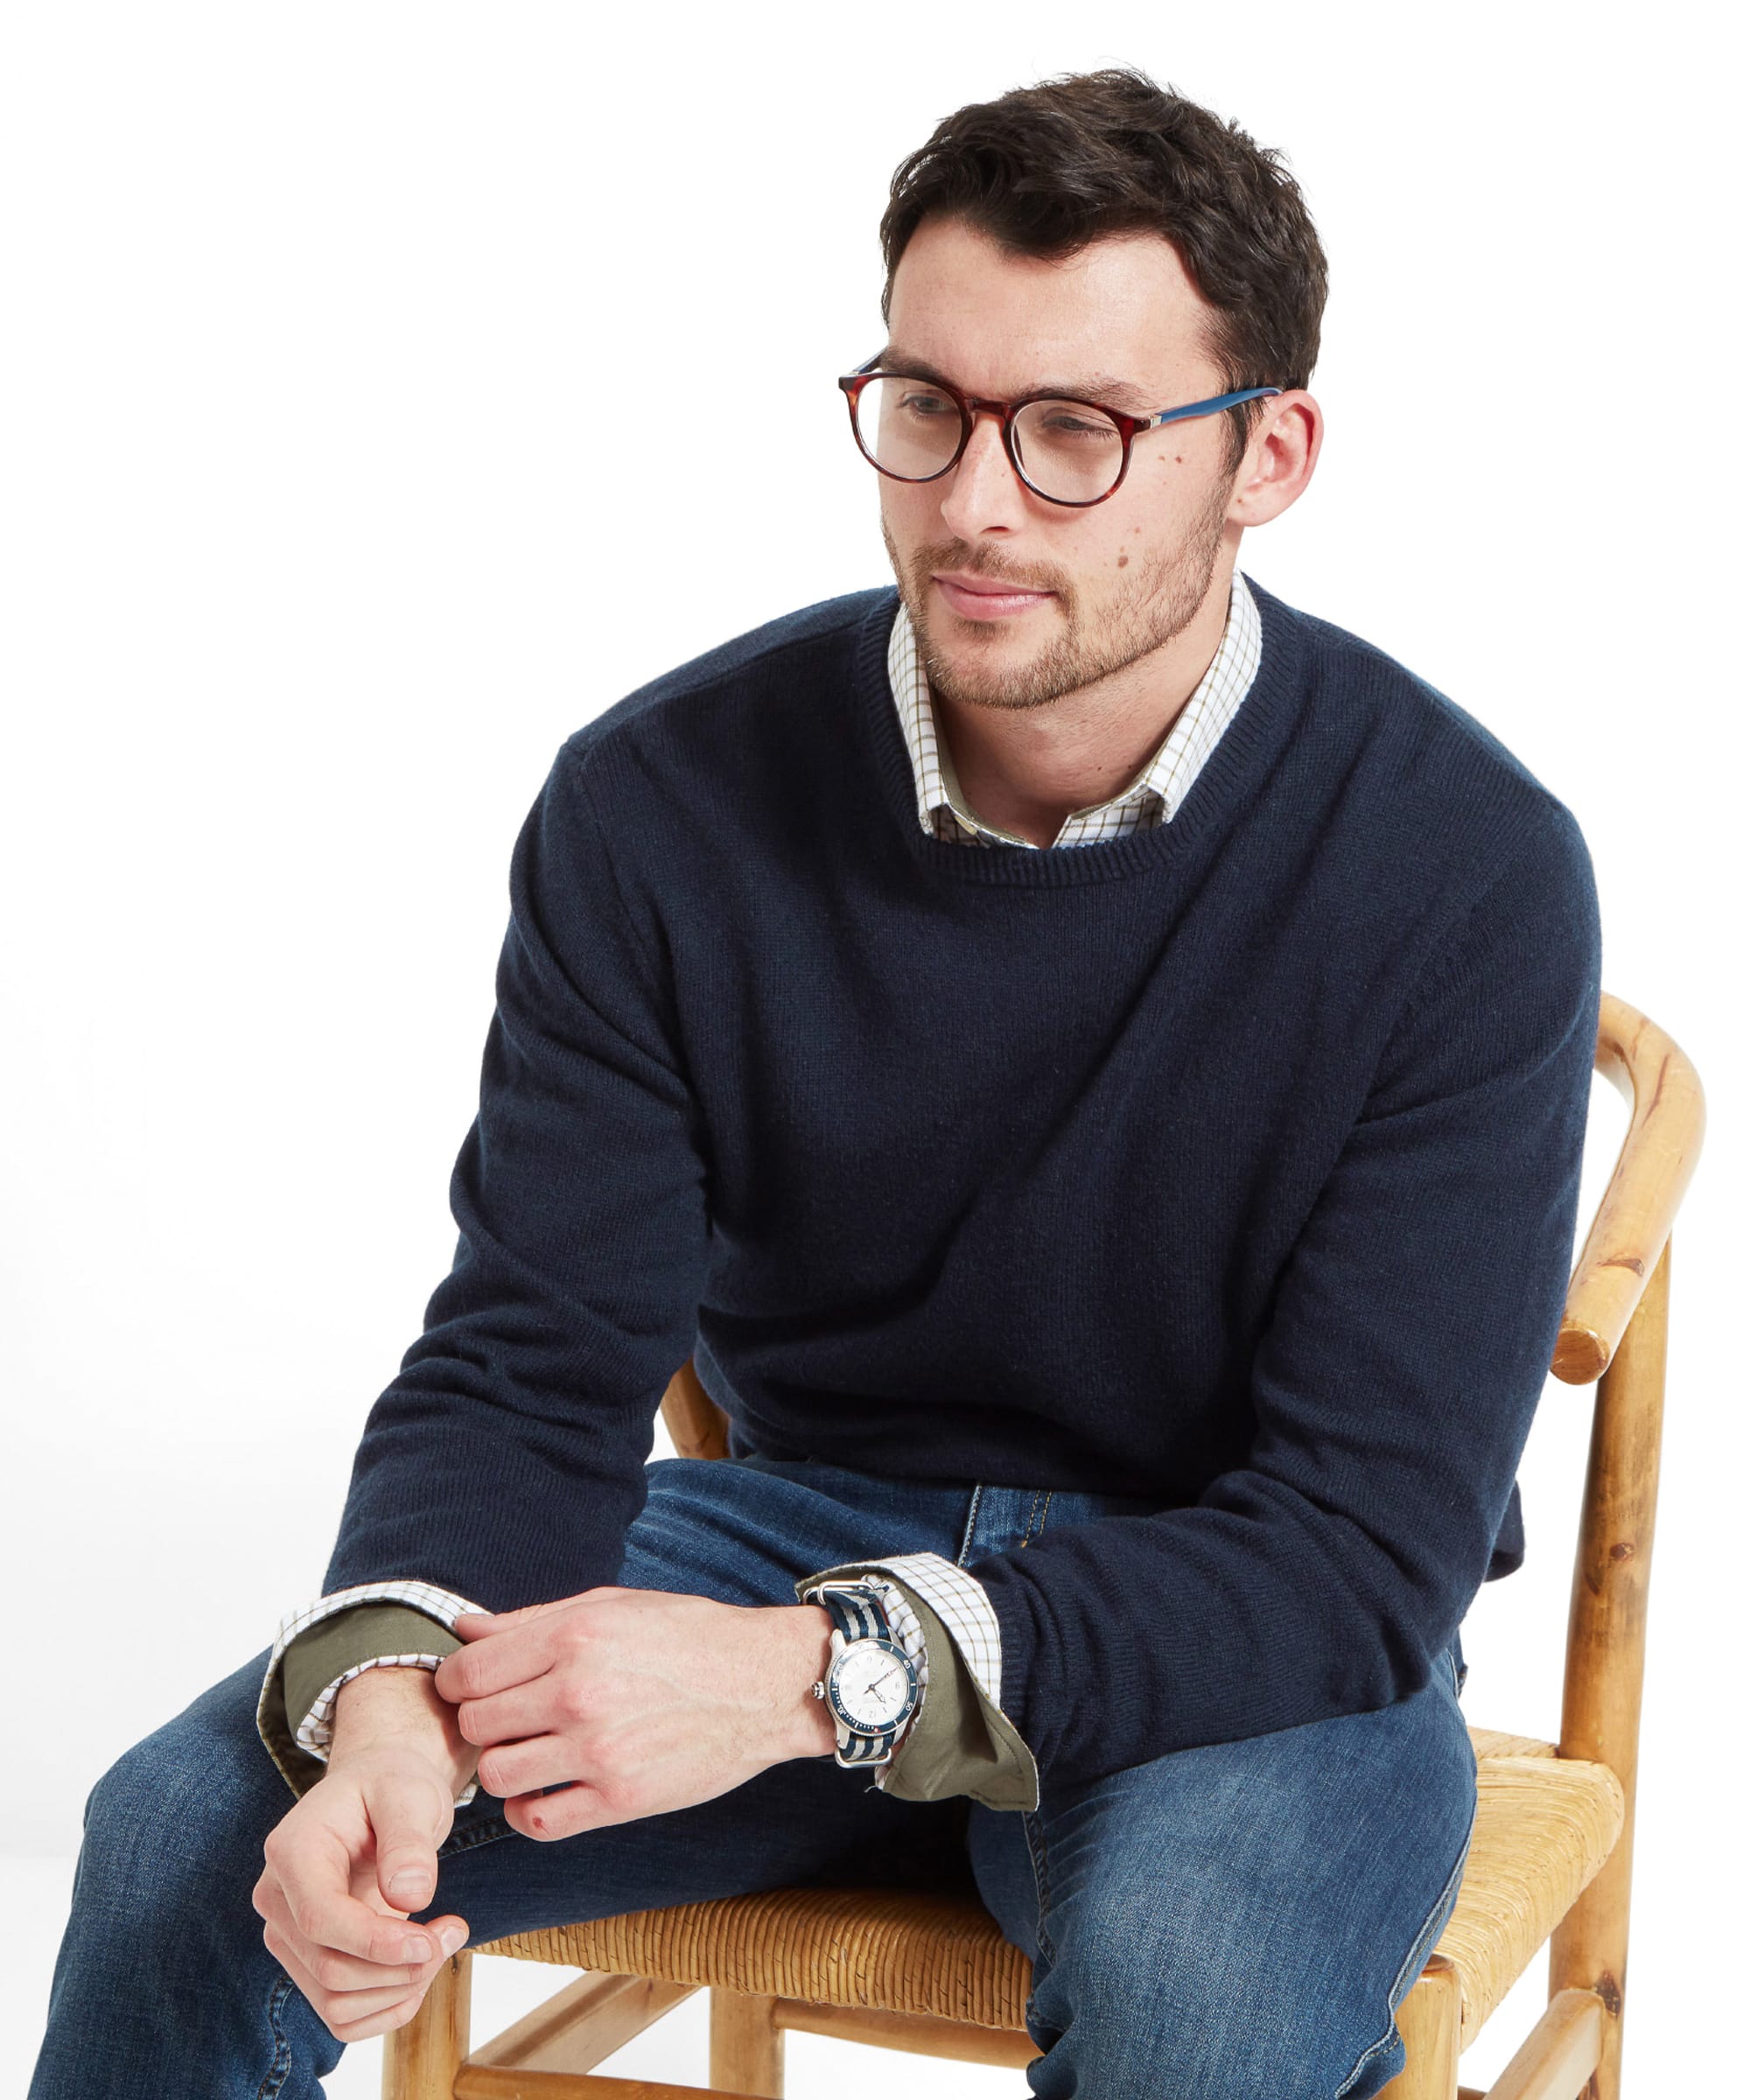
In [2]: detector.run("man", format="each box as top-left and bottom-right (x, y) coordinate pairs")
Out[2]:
(32, 66), (1600, 2100)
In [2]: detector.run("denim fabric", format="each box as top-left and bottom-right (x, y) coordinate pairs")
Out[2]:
(32, 1454), (1475, 2099)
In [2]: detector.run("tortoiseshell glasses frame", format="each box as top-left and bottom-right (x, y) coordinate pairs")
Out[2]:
(837, 354), (1283, 509)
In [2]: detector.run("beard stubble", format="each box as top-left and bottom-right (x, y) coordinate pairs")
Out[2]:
(883, 462), (1237, 714)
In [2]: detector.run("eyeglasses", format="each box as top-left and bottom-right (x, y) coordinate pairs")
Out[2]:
(837, 354), (1282, 508)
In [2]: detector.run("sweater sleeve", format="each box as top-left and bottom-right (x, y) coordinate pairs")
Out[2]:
(970, 802), (1603, 1795)
(314, 735), (713, 1614)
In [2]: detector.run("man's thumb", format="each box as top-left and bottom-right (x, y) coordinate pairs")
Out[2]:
(373, 1800), (440, 1911)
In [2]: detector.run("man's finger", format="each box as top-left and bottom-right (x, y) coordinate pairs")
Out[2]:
(452, 1600), (553, 1637)
(269, 1824), (437, 1969)
(449, 1586), (635, 1648)
(259, 1909), (427, 1996)
(455, 1677), (568, 1751)
(329, 1988), (432, 2046)
(435, 1622), (557, 1702)
(475, 1732), (578, 1802)
(262, 1916), (433, 2032)
(262, 1876), (469, 1987)
(255, 1867), (466, 2011)
(504, 1782), (622, 1842)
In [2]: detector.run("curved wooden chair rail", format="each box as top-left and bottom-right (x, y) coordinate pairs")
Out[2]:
(1553, 990), (1704, 1384)
(385, 987), (1704, 2100)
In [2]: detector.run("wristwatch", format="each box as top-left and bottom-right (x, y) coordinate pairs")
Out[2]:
(803, 1580), (921, 1768)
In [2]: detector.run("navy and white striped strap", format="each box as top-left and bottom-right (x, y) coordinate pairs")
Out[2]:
(807, 1581), (904, 1764)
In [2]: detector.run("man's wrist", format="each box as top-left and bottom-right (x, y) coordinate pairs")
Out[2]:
(328, 1663), (480, 1795)
(779, 1603), (839, 1760)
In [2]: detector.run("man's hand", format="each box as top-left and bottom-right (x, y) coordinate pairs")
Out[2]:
(432, 1586), (837, 1841)
(250, 1666), (476, 2044)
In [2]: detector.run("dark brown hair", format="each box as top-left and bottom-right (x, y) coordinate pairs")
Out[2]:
(880, 67), (1328, 476)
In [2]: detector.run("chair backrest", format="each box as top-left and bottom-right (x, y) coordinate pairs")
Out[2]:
(1552, 992), (1703, 1386)
(661, 1356), (733, 1462)
(1544, 992), (1703, 2011)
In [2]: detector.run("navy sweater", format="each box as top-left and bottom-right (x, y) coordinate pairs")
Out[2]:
(323, 578), (1602, 1790)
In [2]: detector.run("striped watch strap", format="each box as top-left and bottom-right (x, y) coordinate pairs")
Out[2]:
(808, 1581), (909, 1766)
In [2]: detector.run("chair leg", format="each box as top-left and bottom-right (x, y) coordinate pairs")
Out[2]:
(710, 1988), (783, 2096)
(1382, 1955), (1460, 2100)
(382, 1951), (472, 2100)
(1550, 1237), (1672, 2100)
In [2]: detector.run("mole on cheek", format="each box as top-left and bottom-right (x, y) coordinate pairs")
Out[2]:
(1118, 554), (1129, 568)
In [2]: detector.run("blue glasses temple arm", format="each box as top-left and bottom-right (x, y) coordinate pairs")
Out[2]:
(1142, 386), (1282, 429)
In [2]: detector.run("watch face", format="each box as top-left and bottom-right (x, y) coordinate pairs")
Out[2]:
(827, 1638), (917, 1732)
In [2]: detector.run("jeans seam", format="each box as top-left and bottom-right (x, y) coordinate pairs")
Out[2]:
(956, 1483), (984, 1565)
(439, 1813), (514, 1857)
(1021, 1488), (1054, 1546)
(254, 1973), (295, 2100)
(1023, 1809), (1057, 1964)
(1332, 1788), (1477, 2099)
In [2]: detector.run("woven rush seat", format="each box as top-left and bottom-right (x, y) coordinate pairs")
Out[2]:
(478, 1880), (1032, 2030)
(474, 1727), (1624, 2050)
(1438, 1750), (1624, 2043)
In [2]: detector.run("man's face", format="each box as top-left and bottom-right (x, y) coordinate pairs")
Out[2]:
(877, 214), (1253, 714)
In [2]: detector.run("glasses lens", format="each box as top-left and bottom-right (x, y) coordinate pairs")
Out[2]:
(1011, 399), (1125, 503)
(852, 374), (964, 481)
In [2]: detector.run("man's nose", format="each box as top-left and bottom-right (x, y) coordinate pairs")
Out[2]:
(938, 410), (1030, 536)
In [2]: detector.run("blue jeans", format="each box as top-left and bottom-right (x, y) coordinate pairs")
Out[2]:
(32, 1453), (1476, 2099)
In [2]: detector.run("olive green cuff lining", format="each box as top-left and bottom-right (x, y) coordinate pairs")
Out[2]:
(798, 1563), (1039, 1813)
(256, 1604), (463, 1802)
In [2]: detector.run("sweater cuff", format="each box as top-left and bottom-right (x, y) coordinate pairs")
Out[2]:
(795, 1552), (1039, 1813)
(257, 1581), (482, 1802)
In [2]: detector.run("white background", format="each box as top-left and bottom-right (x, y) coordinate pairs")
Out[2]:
(4, 4), (1737, 2094)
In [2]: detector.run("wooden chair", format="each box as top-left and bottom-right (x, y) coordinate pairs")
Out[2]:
(384, 990), (1704, 2100)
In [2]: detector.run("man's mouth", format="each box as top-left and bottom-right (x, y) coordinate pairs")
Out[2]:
(933, 571), (1056, 621)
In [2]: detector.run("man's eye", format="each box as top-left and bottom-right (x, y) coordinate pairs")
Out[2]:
(899, 390), (953, 416)
(1037, 411), (1118, 441)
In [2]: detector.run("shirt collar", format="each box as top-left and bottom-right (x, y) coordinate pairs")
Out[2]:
(887, 568), (1263, 847)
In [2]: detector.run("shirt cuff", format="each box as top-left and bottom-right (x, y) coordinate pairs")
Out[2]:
(256, 1580), (484, 1802)
(796, 1552), (1040, 1813)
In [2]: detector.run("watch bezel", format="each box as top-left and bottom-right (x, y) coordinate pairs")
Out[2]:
(823, 1633), (919, 1733)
